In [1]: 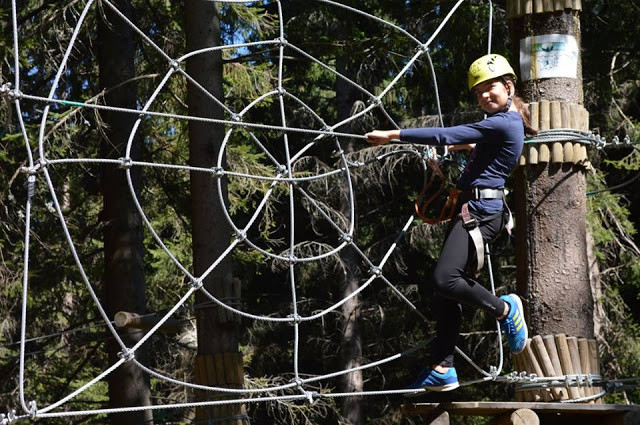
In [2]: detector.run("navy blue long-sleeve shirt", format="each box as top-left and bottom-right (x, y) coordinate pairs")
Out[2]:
(400, 111), (524, 214)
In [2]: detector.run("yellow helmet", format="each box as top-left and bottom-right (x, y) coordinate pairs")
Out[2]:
(468, 54), (516, 90)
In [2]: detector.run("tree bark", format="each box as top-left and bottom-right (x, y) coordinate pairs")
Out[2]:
(98, 1), (152, 424)
(184, 1), (244, 423)
(336, 27), (363, 425)
(509, 5), (594, 338)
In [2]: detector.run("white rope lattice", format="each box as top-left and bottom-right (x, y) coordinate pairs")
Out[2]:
(4, 1), (612, 423)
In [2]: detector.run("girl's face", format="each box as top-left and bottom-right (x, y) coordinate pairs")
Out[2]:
(473, 78), (512, 114)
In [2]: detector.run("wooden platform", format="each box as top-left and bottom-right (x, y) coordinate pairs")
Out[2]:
(402, 402), (640, 425)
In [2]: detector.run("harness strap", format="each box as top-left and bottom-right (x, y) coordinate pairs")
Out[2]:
(461, 202), (485, 275)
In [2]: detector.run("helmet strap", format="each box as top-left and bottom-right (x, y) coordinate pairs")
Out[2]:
(501, 77), (514, 113)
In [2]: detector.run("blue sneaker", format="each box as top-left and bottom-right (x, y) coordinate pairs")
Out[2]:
(406, 367), (460, 392)
(499, 294), (528, 354)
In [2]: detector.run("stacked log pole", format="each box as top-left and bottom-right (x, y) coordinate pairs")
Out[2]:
(507, 0), (602, 408)
(513, 335), (601, 402)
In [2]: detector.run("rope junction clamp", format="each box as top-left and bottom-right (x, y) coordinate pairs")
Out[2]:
(118, 348), (135, 362)
(118, 157), (133, 169)
(27, 401), (37, 419)
(0, 410), (17, 425)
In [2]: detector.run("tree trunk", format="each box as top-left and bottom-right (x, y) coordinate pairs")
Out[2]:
(336, 32), (363, 425)
(184, 1), (245, 423)
(98, 1), (152, 424)
(508, 4), (594, 338)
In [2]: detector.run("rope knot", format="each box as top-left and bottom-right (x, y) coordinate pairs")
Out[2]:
(287, 254), (298, 264)
(277, 37), (287, 47)
(234, 230), (247, 242)
(340, 233), (353, 244)
(367, 97), (381, 107)
(276, 164), (287, 174)
(369, 266), (382, 277)
(211, 167), (224, 178)
(287, 313), (302, 324)
(189, 278), (203, 290)
(168, 60), (180, 71)
(118, 157), (133, 169)
(118, 348), (135, 361)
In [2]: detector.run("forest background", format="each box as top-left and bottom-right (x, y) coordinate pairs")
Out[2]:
(0, 0), (639, 424)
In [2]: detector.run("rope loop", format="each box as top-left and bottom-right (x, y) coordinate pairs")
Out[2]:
(118, 348), (135, 362)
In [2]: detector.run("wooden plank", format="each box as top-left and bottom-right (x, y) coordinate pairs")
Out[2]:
(402, 402), (640, 416)
(564, 0), (573, 9)
(567, 337), (586, 398)
(525, 0), (533, 15)
(573, 143), (584, 165)
(589, 339), (603, 404)
(551, 142), (563, 164)
(534, 0), (544, 13)
(528, 146), (539, 164)
(524, 340), (553, 401)
(554, 0), (564, 11)
(560, 102), (571, 128)
(539, 100), (550, 130)
(489, 408), (539, 425)
(573, 0), (582, 11)
(426, 410), (450, 425)
(539, 144), (550, 162)
(578, 338), (593, 399)
(550, 101), (562, 129)
(542, 335), (568, 400)
(529, 102), (540, 131)
(513, 354), (525, 402)
(506, 0), (515, 19)
(570, 103), (581, 129)
(555, 334), (581, 399)
(563, 142), (574, 163)
(531, 336), (563, 400)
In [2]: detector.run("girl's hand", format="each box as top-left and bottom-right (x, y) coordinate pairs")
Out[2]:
(365, 129), (400, 146)
(448, 143), (475, 152)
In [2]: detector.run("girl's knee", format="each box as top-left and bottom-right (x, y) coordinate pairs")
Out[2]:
(432, 267), (455, 296)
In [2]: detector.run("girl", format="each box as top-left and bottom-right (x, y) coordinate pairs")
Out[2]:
(365, 54), (537, 391)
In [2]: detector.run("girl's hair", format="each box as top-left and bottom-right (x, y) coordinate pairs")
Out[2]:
(503, 76), (538, 136)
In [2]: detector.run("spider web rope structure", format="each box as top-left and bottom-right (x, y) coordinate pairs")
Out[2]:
(1, 0), (614, 423)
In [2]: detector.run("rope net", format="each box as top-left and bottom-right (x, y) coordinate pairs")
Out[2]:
(1, 0), (619, 423)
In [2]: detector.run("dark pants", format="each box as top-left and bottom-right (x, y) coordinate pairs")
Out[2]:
(430, 208), (507, 367)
